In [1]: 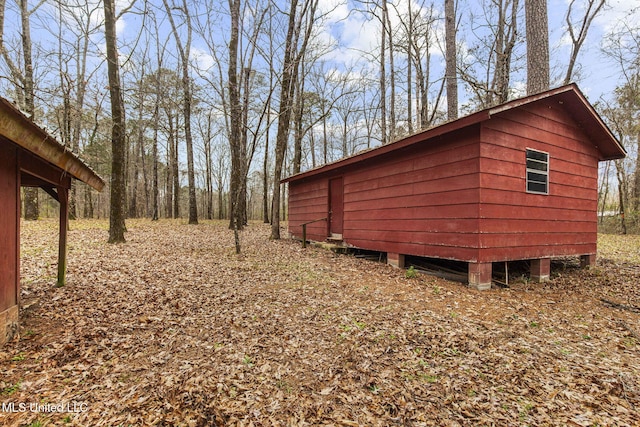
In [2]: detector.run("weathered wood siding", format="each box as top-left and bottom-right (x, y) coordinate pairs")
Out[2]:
(477, 101), (599, 262)
(287, 91), (613, 265)
(342, 127), (482, 260)
(288, 127), (484, 253)
(288, 178), (329, 241)
(0, 141), (19, 318)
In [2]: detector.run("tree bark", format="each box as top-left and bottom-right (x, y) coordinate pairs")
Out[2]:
(379, 0), (387, 144)
(444, 0), (458, 120)
(104, 0), (126, 243)
(292, 65), (305, 175)
(271, 0), (318, 239)
(383, 1), (395, 141)
(525, 0), (549, 95)
(493, 0), (518, 104)
(0, 0), (40, 219)
(271, 0), (299, 239)
(227, 0), (243, 234)
(163, 0), (198, 224)
(406, 0), (413, 132)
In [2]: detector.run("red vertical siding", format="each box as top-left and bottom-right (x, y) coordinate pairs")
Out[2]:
(0, 142), (18, 312)
(478, 102), (599, 262)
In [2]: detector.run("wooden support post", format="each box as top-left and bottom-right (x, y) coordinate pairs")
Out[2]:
(387, 252), (405, 268)
(580, 254), (596, 269)
(530, 258), (550, 282)
(468, 262), (492, 290)
(57, 186), (69, 287)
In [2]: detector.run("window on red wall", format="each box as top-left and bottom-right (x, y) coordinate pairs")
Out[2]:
(526, 148), (549, 194)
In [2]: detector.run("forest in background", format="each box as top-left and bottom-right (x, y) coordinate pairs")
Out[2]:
(1, 0), (639, 236)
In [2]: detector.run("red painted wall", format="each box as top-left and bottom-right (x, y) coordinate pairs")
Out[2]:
(288, 101), (601, 264)
(288, 178), (329, 239)
(477, 101), (599, 262)
(289, 126), (485, 261)
(341, 127), (482, 260)
(0, 142), (19, 313)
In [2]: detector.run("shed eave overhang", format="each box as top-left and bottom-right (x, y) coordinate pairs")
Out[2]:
(282, 110), (488, 183)
(0, 97), (105, 191)
(282, 83), (625, 184)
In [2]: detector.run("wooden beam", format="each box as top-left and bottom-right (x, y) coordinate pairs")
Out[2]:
(0, 100), (105, 191)
(41, 186), (59, 202)
(57, 186), (69, 287)
(19, 150), (72, 188)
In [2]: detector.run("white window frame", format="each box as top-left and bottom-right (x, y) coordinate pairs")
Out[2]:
(526, 148), (549, 195)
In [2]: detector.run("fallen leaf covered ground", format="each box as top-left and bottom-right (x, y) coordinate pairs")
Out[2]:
(1, 219), (639, 426)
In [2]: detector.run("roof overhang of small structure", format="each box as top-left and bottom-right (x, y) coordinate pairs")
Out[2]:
(0, 97), (105, 191)
(282, 83), (626, 184)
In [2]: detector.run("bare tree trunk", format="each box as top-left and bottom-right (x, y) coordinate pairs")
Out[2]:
(129, 134), (140, 218)
(172, 124), (180, 218)
(493, 0), (519, 104)
(525, 0), (549, 94)
(68, 2), (94, 219)
(563, 0), (606, 85)
(292, 62), (305, 175)
(163, 0), (198, 224)
(379, 0), (387, 144)
(271, 0), (319, 239)
(323, 106), (329, 162)
(20, 0), (34, 116)
(165, 138), (172, 218)
(217, 164), (225, 220)
(152, 106), (159, 220)
(615, 160), (628, 234)
(271, 0), (300, 239)
(0, 0), (39, 219)
(406, 0), (413, 133)
(262, 7), (274, 225)
(203, 115), (214, 220)
(104, 0), (126, 243)
(165, 135), (173, 219)
(228, 0), (243, 236)
(152, 15), (164, 221)
(444, 0), (458, 120)
(84, 182), (94, 218)
(383, 1), (395, 141)
(419, 43), (430, 129)
(56, 24), (76, 219)
(263, 95), (271, 224)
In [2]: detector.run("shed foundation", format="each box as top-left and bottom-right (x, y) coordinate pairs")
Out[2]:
(580, 254), (596, 268)
(468, 262), (492, 290)
(387, 253), (405, 269)
(531, 258), (551, 282)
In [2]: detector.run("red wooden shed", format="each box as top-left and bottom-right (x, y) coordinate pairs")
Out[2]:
(283, 84), (626, 289)
(0, 97), (104, 345)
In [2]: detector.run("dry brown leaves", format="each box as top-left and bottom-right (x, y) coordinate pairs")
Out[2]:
(1, 219), (639, 426)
